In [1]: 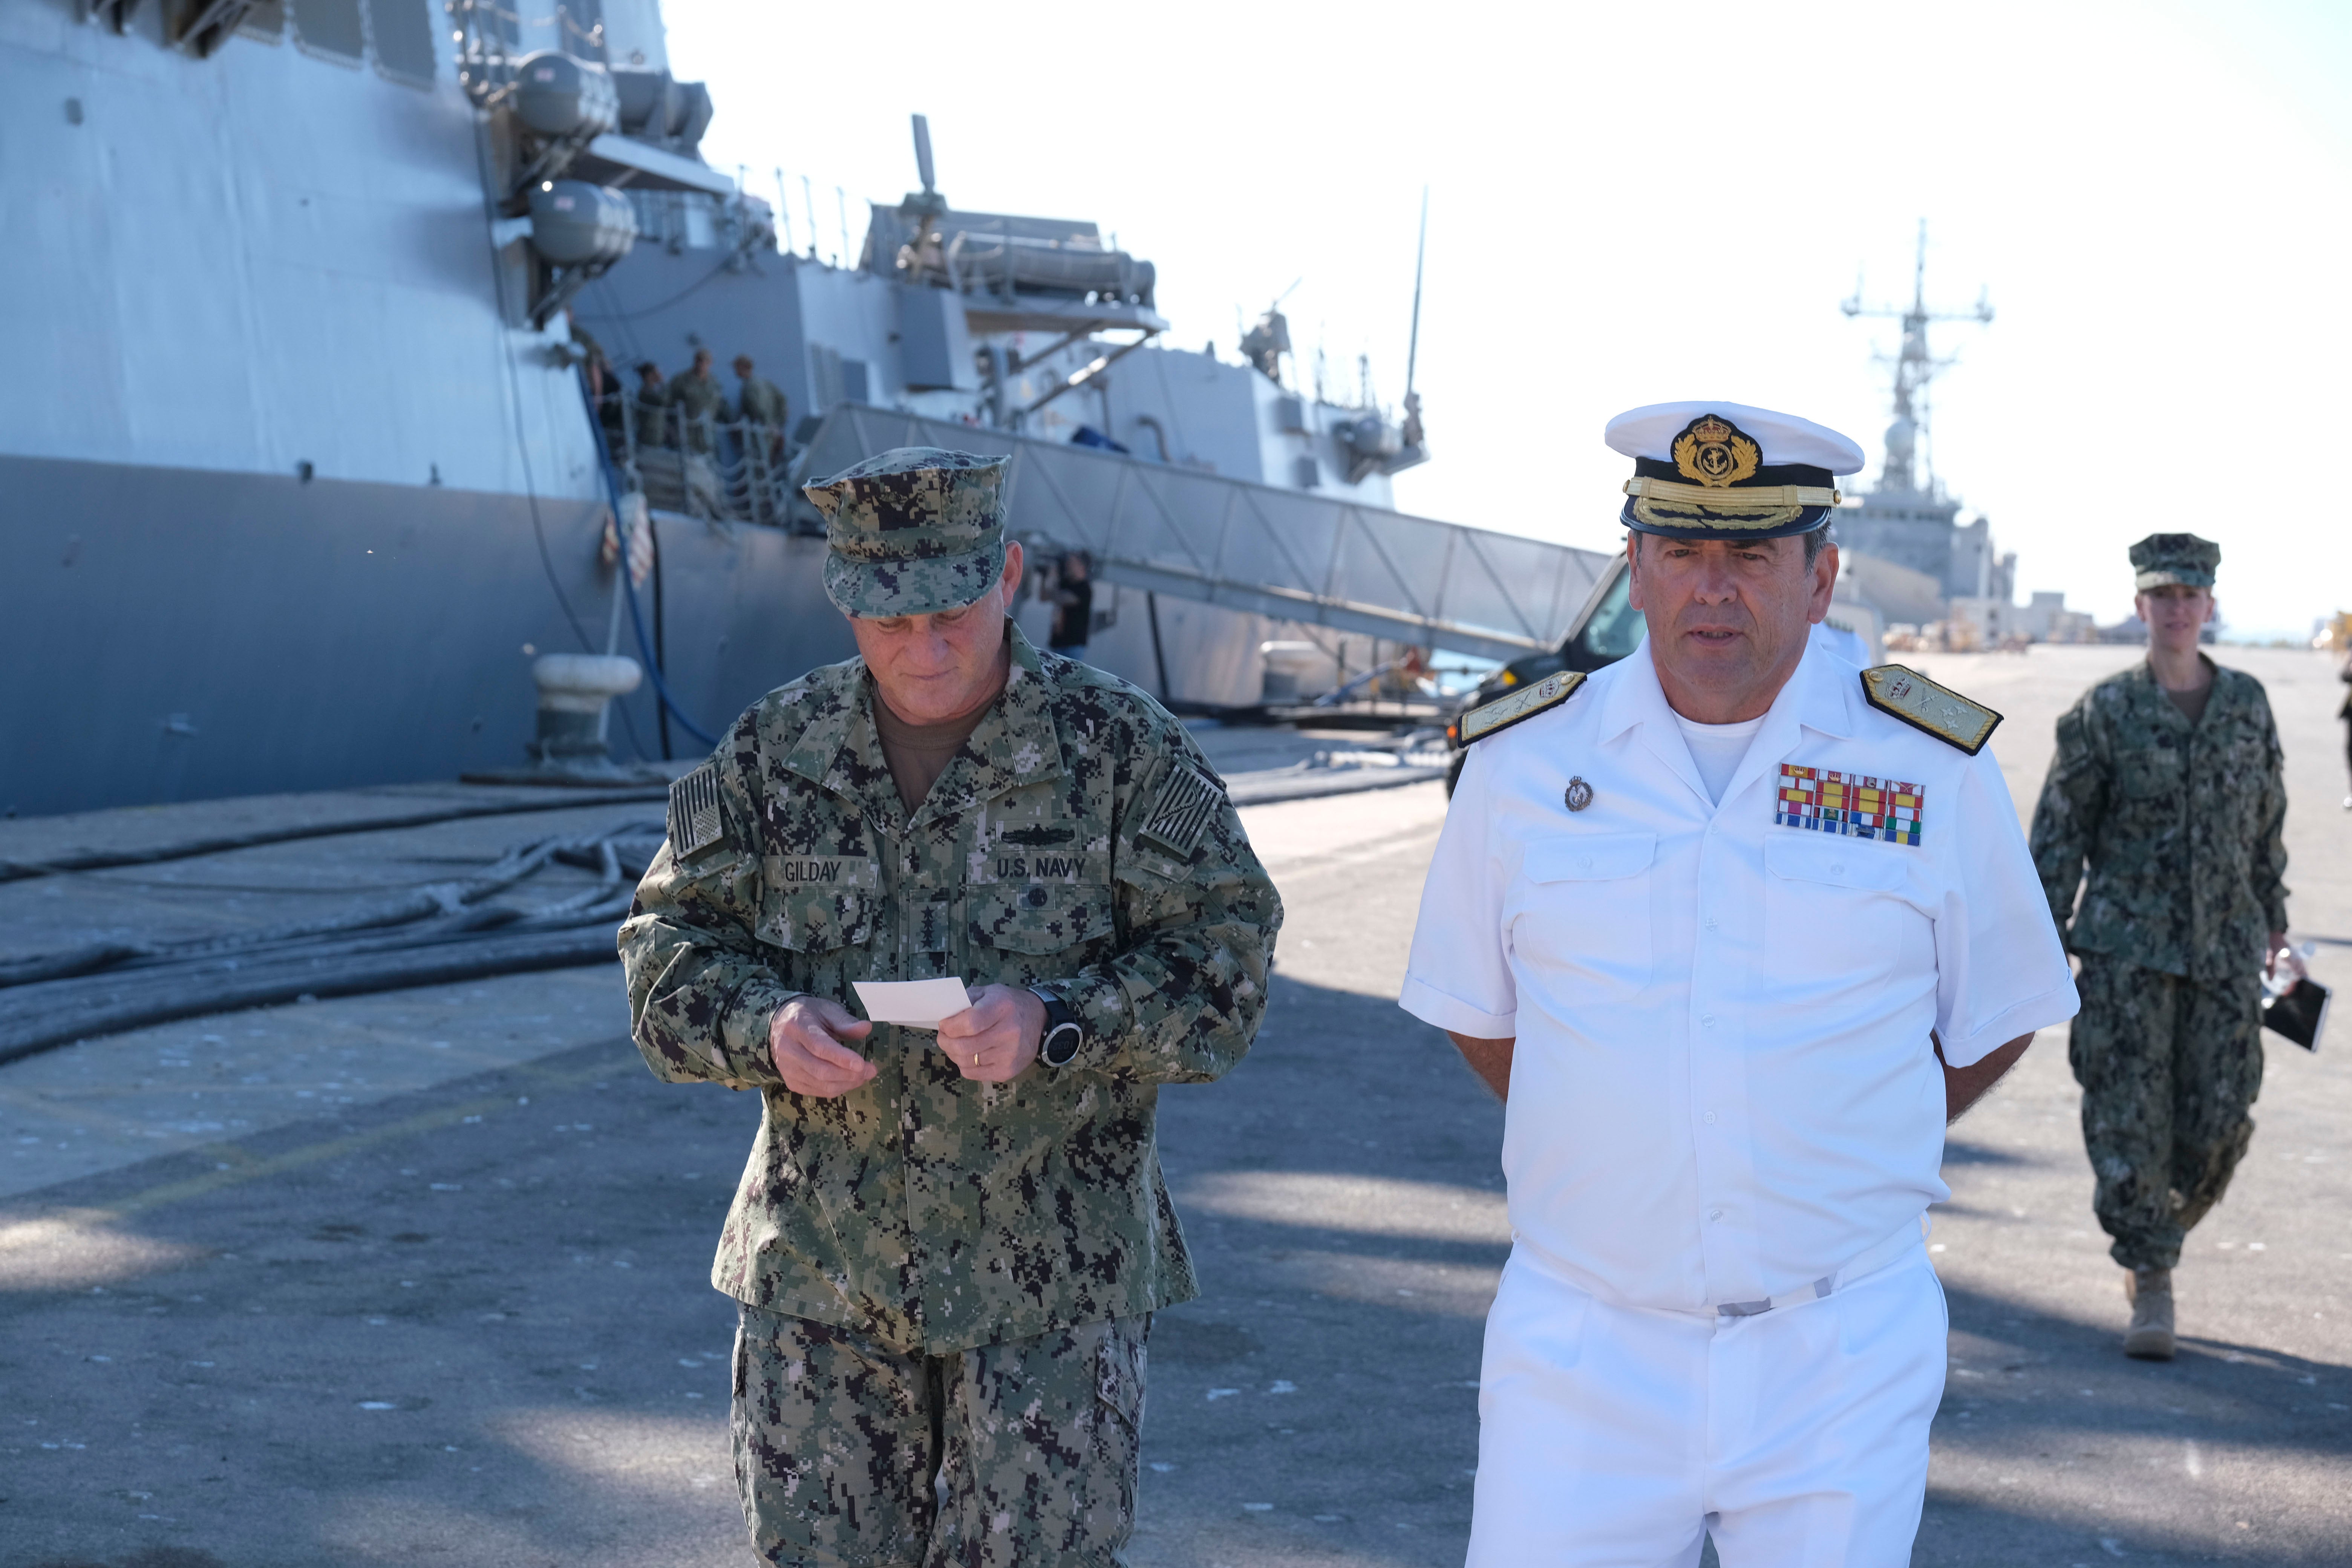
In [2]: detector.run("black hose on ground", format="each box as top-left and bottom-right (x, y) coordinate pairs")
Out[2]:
(0, 825), (663, 1067)
(0, 831), (658, 992)
(0, 926), (625, 1069)
(0, 787), (669, 885)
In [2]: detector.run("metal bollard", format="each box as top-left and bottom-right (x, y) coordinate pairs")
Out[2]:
(527, 653), (643, 765)
(464, 654), (666, 786)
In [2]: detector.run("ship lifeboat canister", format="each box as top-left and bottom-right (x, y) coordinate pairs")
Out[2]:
(528, 181), (639, 269)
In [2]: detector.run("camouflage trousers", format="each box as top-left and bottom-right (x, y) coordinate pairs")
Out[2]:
(2068, 955), (2265, 1271)
(731, 1303), (1148, 1568)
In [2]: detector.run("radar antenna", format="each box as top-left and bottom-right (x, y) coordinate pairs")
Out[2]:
(888, 113), (952, 277)
(1239, 277), (1302, 384)
(912, 113), (937, 198)
(1840, 219), (1991, 495)
(1400, 185), (1428, 452)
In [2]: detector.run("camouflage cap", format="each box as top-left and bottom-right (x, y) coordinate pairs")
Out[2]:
(804, 447), (1009, 617)
(2129, 532), (2219, 591)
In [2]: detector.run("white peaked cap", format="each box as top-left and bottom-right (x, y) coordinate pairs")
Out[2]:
(1605, 401), (1865, 476)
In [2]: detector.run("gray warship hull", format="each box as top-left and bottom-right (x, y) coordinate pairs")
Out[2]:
(5, 451), (852, 818)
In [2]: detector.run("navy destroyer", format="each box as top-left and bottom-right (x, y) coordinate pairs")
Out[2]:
(5, 0), (1609, 818)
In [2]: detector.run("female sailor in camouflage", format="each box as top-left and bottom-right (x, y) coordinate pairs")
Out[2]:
(2029, 533), (2289, 1361)
(618, 447), (1282, 1566)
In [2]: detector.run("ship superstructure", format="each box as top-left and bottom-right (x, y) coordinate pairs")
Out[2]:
(4, 0), (1602, 818)
(1833, 223), (2013, 626)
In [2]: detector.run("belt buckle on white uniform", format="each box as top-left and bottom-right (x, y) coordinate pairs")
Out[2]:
(1713, 1218), (1926, 1320)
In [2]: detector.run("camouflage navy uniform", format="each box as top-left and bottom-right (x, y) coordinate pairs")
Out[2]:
(737, 371), (789, 429)
(618, 447), (1280, 1567)
(735, 369), (789, 478)
(670, 365), (730, 454)
(631, 366), (672, 449)
(2029, 540), (2288, 1274)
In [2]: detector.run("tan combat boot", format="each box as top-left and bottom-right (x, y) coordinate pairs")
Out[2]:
(2123, 1267), (2176, 1360)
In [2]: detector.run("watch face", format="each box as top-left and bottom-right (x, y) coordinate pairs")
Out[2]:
(1041, 1021), (1082, 1067)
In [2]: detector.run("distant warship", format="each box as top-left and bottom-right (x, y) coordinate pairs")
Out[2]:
(1830, 222), (2015, 632)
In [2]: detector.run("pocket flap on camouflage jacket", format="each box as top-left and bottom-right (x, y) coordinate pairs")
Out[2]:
(2117, 747), (2184, 799)
(967, 882), (1118, 956)
(755, 880), (872, 952)
(1095, 1319), (1147, 1431)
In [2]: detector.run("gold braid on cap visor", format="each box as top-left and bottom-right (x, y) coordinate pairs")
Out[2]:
(1622, 476), (1844, 531)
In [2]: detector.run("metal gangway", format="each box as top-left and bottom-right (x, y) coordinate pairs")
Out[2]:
(794, 406), (1609, 663)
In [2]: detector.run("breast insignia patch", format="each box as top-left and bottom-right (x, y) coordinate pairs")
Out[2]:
(1459, 670), (1588, 746)
(1776, 764), (1923, 845)
(1860, 665), (2002, 755)
(1139, 761), (1223, 859)
(668, 762), (725, 857)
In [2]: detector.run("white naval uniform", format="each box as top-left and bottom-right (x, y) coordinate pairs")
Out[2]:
(1401, 640), (2078, 1566)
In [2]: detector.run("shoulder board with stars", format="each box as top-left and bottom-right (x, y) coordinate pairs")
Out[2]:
(1459, 670), (1587, 746)
(1860, 665), (2002, 755)
(667, 761), (726, 856)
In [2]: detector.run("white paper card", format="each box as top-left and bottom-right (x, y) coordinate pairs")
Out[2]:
(852, 977), (974, 1029)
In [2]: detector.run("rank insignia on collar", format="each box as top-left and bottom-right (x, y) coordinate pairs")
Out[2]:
(1776, 764), (1923, 845)
(668, 762), (725, 856)
(1860, 665), (2001, 755)
(1459, 670), (1587, 746)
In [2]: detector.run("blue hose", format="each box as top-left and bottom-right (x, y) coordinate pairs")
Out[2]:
(580, 380), (720, 750)
(619, 536), (720, 750)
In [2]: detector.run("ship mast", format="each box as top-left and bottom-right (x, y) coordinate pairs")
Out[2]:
(1840, 219), (1992, 496)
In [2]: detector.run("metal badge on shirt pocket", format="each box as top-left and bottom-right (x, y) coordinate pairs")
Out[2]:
(1774, 764), (1923, 846)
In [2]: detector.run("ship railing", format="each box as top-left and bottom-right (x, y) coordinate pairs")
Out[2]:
(591, 390), (801, 525)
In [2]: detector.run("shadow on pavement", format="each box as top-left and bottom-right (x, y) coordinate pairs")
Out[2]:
(1919, 1272), (2352, 1565)
(1940, 1136), (2041, 1168)
(0, 971), (1484, 1568)
(0, 1038), (758, 1568)
(9, 965), (2341, 1568)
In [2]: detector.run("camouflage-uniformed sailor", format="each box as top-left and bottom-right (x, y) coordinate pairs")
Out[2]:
(733, 354), (789, 471)
(617, 445), (1281, 1567)
(669, 347), (729, 453)
(2029, 532), (2291, 1361)
(733, 354), (790, 428)
(631, 361), (672, 448)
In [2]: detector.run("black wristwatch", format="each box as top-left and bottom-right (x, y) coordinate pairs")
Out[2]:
(1029, 985), (1084, 1068)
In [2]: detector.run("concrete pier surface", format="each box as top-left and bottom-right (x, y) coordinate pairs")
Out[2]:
(1, 646), (2346, 1566)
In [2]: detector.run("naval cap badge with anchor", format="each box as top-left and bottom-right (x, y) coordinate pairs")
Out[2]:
(1672, 413), (1760, 488)
(1608, 400), (1863, 540)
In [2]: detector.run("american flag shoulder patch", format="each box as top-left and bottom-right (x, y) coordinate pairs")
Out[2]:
(668, 762), (726, 857)
(1138, 760), (1223, 858)
(1774, 763), (1924, 846)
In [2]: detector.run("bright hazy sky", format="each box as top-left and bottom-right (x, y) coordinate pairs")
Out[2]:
(667, 1), (2352, 638)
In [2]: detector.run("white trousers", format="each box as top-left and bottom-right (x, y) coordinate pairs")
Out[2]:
(1467, 1241), (1947, 1568)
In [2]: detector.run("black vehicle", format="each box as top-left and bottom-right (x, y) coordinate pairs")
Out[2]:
(1442, 551), (1644, 794)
